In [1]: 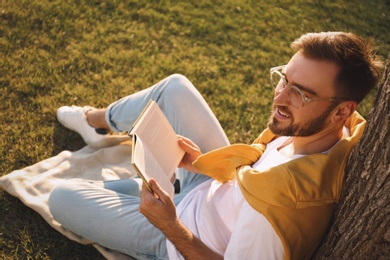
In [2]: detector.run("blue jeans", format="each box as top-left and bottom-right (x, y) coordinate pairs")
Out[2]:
(49, 74), (230, 259)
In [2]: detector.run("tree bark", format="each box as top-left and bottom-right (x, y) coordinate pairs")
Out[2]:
(314, 56), (390, 259)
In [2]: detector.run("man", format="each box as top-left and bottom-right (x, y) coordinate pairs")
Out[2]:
(49, 32), (383, 259)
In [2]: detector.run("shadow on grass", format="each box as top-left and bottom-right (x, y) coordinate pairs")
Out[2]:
(52, 120), (87, 156)
(0, 120), (107, 259)
(0, 192), (105, 259)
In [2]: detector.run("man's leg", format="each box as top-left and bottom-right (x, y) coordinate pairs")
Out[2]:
(104, 74), (229, 149)
(104, 74), (230, 194)
(51, 75), (230, 257)
(59, 74), (230, 194)
(59, 74), (229, 150)
(49, 179), (168, 260)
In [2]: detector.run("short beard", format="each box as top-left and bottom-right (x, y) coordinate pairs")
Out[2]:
(268, 103), (338, 137)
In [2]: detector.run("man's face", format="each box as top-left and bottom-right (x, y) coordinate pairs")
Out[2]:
(268, 52), (340, 136)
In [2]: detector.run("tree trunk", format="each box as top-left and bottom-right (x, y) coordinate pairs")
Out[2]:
(313, 56), (390, 259)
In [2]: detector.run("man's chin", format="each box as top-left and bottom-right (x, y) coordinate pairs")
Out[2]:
(268, 122), (293, 136)
(270, 128), (291, 136)
(268, 117), (291, 136)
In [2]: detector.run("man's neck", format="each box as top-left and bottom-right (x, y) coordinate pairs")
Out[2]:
(278, 127), (344, 156)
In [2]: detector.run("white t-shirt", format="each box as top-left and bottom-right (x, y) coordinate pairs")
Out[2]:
(166, 136), (298, 259)
(167, 127), (350, 259)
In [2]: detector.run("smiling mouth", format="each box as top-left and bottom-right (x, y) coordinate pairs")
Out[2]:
(275, 108), (291, 119)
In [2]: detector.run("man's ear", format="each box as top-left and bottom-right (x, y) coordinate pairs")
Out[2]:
(331, 101), (357, 122)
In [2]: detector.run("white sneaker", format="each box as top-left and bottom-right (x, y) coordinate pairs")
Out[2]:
(56, 105), (107, 145)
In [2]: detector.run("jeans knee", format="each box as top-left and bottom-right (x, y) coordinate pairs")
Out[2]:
(162, 74), (197, 98)
(167, 74), (190, 84)
(48, 184), (66, 220)
(48, 181), (80, 221)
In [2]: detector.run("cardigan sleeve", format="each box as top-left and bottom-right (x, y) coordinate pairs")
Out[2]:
(193, 144), (265, 183)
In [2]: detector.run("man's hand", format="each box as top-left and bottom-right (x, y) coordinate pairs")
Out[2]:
(139, 179), (223, 260)
(139, 179), (177, 232)
(177, 135), (202, 173)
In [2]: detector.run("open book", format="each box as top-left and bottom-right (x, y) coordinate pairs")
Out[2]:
(128, 100), (185, 198)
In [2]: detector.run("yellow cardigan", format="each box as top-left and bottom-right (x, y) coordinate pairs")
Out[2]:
(193, 112), (366, 259)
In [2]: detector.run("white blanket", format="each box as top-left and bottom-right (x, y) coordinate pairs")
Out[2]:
(0, 135), (138, 259)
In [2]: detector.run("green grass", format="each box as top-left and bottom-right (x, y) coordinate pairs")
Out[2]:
(1, 0), (389, 259)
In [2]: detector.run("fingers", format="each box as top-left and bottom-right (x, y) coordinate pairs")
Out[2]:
(178, 135), (195, 146)
(140, 181), (155, 200)
(139, 182), (155, 215)
(178, 136), (201, 154)
(139, 180), (163, 214)
(149, 179), (169, 203)
(141, 179), (169, 204)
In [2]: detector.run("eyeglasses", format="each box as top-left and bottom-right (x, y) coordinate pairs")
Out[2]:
(270, 65), (348, 108)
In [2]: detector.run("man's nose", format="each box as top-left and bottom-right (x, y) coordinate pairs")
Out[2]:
(273, 87), (290, 106)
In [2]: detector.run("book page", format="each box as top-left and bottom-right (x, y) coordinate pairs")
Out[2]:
(132, 135), (175, 198)
(129, 100), (184, 198)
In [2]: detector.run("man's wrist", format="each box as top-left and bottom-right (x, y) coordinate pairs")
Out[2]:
(160, 217), (183, 237)
(161, 217), (223, 260)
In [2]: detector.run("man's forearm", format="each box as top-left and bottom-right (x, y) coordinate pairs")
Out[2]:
(163, 217), (223, 260)
(139, 179), (222, 259)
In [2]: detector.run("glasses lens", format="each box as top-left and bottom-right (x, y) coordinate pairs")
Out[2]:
(271, 69), (304, 108)
(288, 87), (304, 108)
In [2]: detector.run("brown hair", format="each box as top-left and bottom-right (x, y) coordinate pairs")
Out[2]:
(291, 32), (383, 104)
